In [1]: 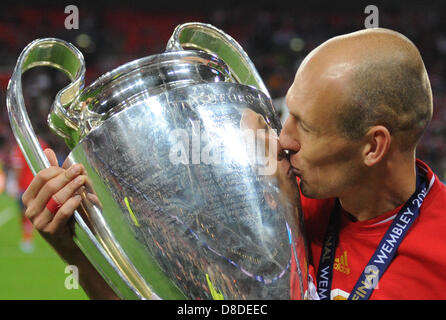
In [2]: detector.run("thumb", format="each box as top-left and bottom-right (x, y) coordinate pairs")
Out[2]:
(43, 148), (59, 167)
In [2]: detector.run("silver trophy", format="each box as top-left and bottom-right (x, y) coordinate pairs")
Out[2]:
(7, 23), (308, 299)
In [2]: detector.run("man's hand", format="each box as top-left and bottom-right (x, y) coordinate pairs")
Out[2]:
(22, 148), (119, 299)
(22, 148), (86, 251)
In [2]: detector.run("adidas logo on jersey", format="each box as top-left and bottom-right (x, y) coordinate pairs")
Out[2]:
(333, 250), (350, 275)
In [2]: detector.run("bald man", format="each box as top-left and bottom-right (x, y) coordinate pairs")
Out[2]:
(23, 28), (446, 300)
(282, 28), (446, 300)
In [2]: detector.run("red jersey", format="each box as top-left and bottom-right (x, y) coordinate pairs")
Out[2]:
(294, 159), (446, 300)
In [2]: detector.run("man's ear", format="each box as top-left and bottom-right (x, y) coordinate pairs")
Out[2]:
(361, 125), (391, 167)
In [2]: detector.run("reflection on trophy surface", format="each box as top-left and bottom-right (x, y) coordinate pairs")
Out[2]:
(7, 22), (308, 299)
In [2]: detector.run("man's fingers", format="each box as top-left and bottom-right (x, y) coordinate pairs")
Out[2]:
(22, 166), (64, 206)
(52, 175), (86, 206)
(62, 159), (87, 176)
(44, 148), (59, 167)
(33, 174), (86, 225)
(23, 148), (60, 206)
(62, 157), (71, 170)
(31, 165), (85, 215)
(25, 175), (86, 223)
(48, 195), (82, 234)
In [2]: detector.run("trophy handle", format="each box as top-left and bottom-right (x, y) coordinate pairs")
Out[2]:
(166, 22), (271, 98)
(6, 38), (146, 299)
(7, 38), (85, 163)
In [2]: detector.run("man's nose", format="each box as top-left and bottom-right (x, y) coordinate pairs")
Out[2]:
(279, 120), (301, 156)
(278, 136), (300, 161)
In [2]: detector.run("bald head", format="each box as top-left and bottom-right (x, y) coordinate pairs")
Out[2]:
(294, 28), (433, 151)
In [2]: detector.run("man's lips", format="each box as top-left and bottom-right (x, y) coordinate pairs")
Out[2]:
(278, 149), (301, 178)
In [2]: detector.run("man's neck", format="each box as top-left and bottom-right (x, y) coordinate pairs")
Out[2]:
(338, 154), (417, 222)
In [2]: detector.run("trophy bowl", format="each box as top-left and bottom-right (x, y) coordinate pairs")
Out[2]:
(7, 23), (308, 299)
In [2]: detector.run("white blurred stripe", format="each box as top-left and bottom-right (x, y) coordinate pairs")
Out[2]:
(0, 208), (15, 228)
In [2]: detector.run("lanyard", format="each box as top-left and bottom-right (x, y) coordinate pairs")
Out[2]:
(316, 167), (429, 300)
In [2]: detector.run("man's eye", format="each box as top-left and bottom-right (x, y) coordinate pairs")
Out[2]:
(291, 114), (310, 133)
(299, 122), (310, 132)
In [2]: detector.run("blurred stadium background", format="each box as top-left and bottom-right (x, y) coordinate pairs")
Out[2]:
(0, 0), (445, 299)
